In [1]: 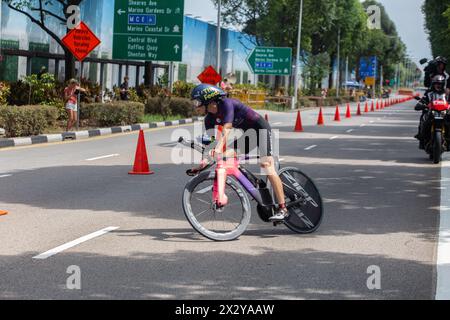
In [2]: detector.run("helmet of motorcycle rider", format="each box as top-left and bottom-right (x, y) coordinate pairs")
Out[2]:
(435, 56), (448, 66)
(191, 84), (227, 109)
(432, 74), (446, 93)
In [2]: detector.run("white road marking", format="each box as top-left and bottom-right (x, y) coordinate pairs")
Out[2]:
(0, 174), (12, 178)
(330, 136), (339, 140)
(370, 121), (375, 124)
(279, 158), (286, 162)
(33, 227), (119, 260)
(437, 156), (450, 299)
(273, 122), (283, 126)
(346, 129), (354, 133)
(86, 154), (120, 161)
(305, 145), (317, 151)
(360, 124), (366, 127)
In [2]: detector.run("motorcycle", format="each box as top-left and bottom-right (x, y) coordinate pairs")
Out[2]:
(415, 93), (450, 164)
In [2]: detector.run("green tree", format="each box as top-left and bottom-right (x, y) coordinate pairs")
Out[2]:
(302, 53), (330, 92)
(424, 0), (450, 58)
(359, 1), (406, 85)
(4, 0), (84, 81)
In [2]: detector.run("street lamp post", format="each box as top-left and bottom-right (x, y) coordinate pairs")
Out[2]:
(217, 0), (222, 75)
(293, 0), (304, 109)
(336, 27), (341, 97)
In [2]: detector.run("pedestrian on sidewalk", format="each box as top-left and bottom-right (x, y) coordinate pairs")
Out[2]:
(63, 79), (86, 132)
(120, 76), (130, 101)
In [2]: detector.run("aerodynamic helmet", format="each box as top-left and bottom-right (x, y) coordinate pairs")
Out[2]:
(191, 84), (227, 108)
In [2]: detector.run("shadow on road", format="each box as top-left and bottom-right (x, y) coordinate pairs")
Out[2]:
(0, 248), (435, 300)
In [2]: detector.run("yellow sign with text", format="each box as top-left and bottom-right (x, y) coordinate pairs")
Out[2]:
(365, 77), (375, 86)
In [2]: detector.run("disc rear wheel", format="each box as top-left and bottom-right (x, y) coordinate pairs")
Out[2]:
(278, 167), (323, 234)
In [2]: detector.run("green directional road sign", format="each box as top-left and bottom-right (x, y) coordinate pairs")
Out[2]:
(246, 47), (292, 76)
(113, 0), (184, 62)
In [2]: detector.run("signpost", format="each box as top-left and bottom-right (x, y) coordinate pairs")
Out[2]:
(61, 21), (101, 131)
(198, 66), (222, 86)
(112, 0), (184, 62)
(360, 56), (377, 98)
(246, 47), (292, 76)
(61, 21), (101, 62)
(359, 56), (377, 79)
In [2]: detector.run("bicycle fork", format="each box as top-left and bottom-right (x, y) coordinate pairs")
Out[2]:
(212, 158), (241, 208)
(213, 163), (229, 208)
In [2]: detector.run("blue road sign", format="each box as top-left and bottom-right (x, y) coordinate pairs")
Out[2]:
(128, 14), (157, 26)
(360, 56), (377, 79)
(255, 62), (273, 69)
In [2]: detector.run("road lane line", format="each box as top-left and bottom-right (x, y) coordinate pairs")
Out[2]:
(437, 158), (450, 299)
(360, 124), (366, 127)
(86, 154), (120, 161)
(0, 174), (12, 178)
(273, 122), (283, 126)
(330, 136), (339, 140)
(346, 129), (354, 133)
(305, 145), (317, 151)
(33, 227), (119, 260)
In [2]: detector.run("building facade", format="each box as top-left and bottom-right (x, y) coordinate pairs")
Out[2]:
(0, 0), (257, 89)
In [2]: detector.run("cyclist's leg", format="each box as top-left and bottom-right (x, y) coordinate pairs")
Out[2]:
(256, 119), (286, 206)
(261, 156), (285, 206)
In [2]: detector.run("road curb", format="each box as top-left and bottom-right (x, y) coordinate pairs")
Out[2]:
(437, 153), (450, 300)
(0, 117), (205, 150)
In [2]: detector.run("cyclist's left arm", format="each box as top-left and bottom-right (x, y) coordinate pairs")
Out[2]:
(214, 123), (233, 155)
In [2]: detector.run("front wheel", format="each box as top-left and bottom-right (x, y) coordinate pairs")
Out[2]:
(433, 131), (443, 164)
(182, 171), (251, 241)
(278, 167), (324, 234)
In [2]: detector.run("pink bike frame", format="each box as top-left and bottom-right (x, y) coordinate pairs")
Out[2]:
(212, 156), (264, 208)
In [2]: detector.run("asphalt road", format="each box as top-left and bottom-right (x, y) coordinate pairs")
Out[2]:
(0, 100), (442, 300)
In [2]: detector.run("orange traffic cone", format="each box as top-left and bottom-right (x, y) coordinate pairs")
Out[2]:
(364, 102), (369, 113)
(357, 103), (362, 116)
(0, 210), (8, 216)
(371, 101), (375, 112)
(129, 130), (154, 175)
(317, 108), (325, 125)
(265, 114), (269, 122)
(334, 106), (341, 122)
(346, 104), (351, 118)
(376, 101), (379, 110)
(294, 111), (304, 132)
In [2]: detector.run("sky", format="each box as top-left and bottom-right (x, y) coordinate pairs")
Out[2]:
(185, 0), (433, 68)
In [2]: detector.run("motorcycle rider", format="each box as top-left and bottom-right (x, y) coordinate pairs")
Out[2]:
(424, 56), (450, 90)
(189, 84), (289, 222)
(415, 74), (448, 149)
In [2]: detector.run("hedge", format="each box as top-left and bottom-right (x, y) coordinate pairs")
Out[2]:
(80, 101), (145, 127)
(0, 105), (58, 138)
(145, 97), (194, 119)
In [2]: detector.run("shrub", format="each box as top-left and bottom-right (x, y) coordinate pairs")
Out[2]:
(23, 73), (59, 105)
(169, 97), (194, 118)
(145, 95), (193, 120)
(298, 98), (315, 108)
(7, 80), (30, 106)
(80, 101), (145, 127)
(0, 82), (10, 105)
(0, 105), (58, 138)
(172, 81), (196, 98)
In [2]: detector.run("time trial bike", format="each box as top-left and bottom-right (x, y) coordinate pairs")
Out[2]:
(179, 137), (324, 241)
